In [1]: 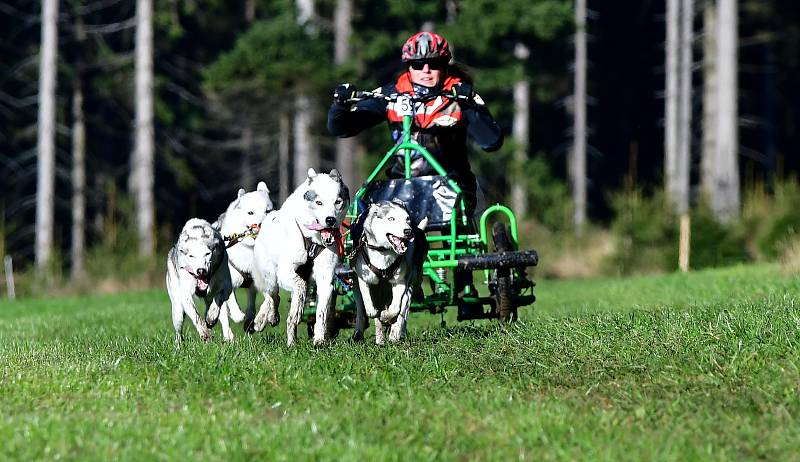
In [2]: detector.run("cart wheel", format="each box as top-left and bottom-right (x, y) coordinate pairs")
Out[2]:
(492, 222), (517, 323)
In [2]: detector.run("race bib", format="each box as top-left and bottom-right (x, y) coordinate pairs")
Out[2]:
(395, 95), (413, 117)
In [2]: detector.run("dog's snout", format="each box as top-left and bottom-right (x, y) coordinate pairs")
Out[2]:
(403, 228), (413, 239)
(325, 216), (337, 227)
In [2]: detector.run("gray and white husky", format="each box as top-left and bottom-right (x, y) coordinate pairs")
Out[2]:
(351, 200), (428, 344)
(166, 218), (233, 345)
(210, 181), (274, 338)
(251, 168), (350, 346)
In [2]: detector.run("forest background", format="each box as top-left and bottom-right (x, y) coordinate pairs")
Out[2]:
(2, 0), (800, 295)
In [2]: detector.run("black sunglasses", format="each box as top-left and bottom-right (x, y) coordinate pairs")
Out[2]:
(409, 60), (447, 71)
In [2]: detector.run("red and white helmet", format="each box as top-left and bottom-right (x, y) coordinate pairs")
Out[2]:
(401, 31), (452, 63)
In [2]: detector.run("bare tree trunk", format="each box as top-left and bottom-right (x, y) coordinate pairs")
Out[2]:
(713, 0), (739, 221)
(71, 82), (86, 279)
(334, 0), (358, 188)
(245, 0), (255, 22)
(511, 43), (529, 218)
(446, 0), (458, 24)
(293, 94), (318, 186)
(239, 123), (254, 190)
(133, 0), (155, 256)
(296, 0), (315, 30)
(676, 0), (693, 214)
(571, 0), (587, 232)
(665, 0), (681, 212)
(293, 0), (318, 185)
(239, 0), (256, 190)
(279, 112), (291, 202)
(35, 0), (59, 272)
(701, 2), (717, 200)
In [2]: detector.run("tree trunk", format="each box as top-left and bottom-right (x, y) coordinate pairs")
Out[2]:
(71, 81), (86, 279)
(279, 112), (291, 202)
(35, 0), (59, 273)
(713, 0), (740, 221)
(239, 123), (254, 190)
(701, 1), (717, 200)
(296, 0), (315, 30)
(293, 0), (318, 185)
(665, 0), (681, 213)
(676, 0), (693, 214)
(334, 0), (358, 188)
(239, 0), (256, 190)
(293, 94), (318, 186)
(511, 43), (529, 219)
(133, 0), (155, 256)
(245, 0), (255, 22)
(571, 0), (587, 232)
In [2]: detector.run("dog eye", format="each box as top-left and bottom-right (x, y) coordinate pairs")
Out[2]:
(316, 200), (323, 206)
(335, 199), (342, 205)
(205, 252), (211, 257)
(388, 217), (395, 221)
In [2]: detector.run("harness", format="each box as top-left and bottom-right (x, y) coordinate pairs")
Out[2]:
(360, 242), (404, 280)
(221, 224), (261, 287)
(349, 199), (413, 281)
(294, 221), (342, 282)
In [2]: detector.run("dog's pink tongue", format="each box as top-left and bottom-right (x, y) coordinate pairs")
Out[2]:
(196, 278), (209, 291)
(306, 222), (326, 231)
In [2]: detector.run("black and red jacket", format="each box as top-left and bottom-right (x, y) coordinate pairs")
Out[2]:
(327, 72), (503, 190)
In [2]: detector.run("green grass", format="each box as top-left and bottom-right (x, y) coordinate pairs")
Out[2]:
(2, 264), (800, 461)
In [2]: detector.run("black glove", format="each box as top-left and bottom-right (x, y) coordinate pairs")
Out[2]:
(451, 82), (475, 102)
(333, 83), (357, 104)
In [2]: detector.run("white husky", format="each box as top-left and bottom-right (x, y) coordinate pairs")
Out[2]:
(210, 181), (274, 338)
(251, 168), (350, 346)
(351, 200), (428, 344)
(166, 218), (233, 345)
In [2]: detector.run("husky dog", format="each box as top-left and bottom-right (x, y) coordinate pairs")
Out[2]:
(251, 168), (350, 346)
(210, 181), (274, 337)
(166, 218), (233, 345)
(351, 200), (428, 345)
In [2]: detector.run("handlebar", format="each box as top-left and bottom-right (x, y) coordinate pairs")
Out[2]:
(346, 90), (471, 104)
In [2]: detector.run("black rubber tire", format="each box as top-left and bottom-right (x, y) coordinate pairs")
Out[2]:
(492, 222), (516, 322)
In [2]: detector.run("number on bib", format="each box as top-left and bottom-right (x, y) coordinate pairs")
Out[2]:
(395, 95), (413, 117)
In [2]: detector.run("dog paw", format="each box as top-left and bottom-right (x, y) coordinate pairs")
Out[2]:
(379, 310), (399, 324)
(252, 313), (268, 333)
(365, 308), (379, 319)
(223, 333), (235, 343)
(199, 328), (212, 342)
(351, 330), (365, 342)
(206, 307), (221, 327)
(313, 336), (328, 347)
(267, 312), (280, 327)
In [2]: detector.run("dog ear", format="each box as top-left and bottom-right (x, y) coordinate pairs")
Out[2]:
(307, 168), (317, 182)
(257, 181), (269, 193)
(329, 169), (340, 181)
(417, 217), (429, 231)
(237, 188), (245, 198)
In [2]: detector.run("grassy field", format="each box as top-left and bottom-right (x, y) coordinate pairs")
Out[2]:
(1, 263), (799, 461)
